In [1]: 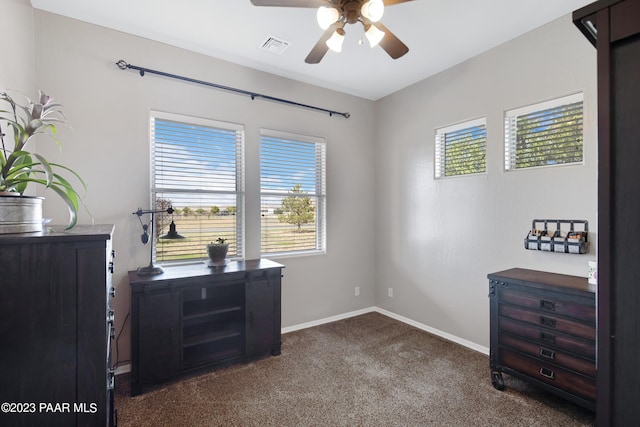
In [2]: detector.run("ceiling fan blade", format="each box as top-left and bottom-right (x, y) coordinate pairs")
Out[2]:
(374, 22), (409, 59)
(305, 23), (340, 64)
(383, 0), (414, 5)
(250, 0), (325, 7)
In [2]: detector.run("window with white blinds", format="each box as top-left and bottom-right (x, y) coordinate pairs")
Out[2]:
(260, 129), (326, 256)
(435, 118), (487, 178)
(150, 111), (244, 263)
(505, 93), (583, 170)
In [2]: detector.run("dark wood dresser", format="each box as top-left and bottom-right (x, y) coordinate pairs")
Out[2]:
(0, 225), (116, 426)
(128, 259), (284, 396)
(488, 268), (596, 411)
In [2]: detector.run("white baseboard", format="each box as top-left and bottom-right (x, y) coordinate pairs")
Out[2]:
(114, 306), (488, 376)
(281, 307), (376, 334)
(283, 306), (489, 356)
(373, 307), (489, 355)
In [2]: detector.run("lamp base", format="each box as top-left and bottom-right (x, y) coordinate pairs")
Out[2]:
(136, 264), (164, 276)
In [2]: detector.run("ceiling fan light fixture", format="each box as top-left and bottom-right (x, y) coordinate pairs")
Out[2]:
(326, 27), (346, 53)
(361, 0), (384, 23)
(364, 24), (385, 48)
(317, 6), (340, 30)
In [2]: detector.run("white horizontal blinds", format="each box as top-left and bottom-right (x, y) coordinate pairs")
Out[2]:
(260, 130), (326, 255)
(435, 118), (486, 178)
(505, 93), (583, 170)
(150, 112), (244, 262)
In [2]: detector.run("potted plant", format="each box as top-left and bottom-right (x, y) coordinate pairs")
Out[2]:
(0, 90), (86, 233)
(207, 237), (229, 268)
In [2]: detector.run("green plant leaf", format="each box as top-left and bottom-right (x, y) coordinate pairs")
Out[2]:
(51, 173), (79, 209)
(1, 90), (87, 229)
(48, 184), (78, 229)
(32, 153), (53, 187)
(50, 162), (88, 194)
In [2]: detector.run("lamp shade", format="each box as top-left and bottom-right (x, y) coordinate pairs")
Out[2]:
(365, 24), (385, 47)
(160, 220), (185, 239)
(326, 28), (346, 52)
(361, 0), (384, 22)
(317, 6), (339, 30)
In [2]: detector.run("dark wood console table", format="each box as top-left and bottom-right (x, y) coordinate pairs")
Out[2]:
(128, 259), (284, 396)
(488, 268), (595, 411)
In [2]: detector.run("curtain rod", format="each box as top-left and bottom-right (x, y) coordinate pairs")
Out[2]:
(115, 60), (350, 119)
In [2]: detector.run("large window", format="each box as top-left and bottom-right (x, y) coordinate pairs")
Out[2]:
(435, 118), (487, 178)
(505, 93), (583, 170)
(260, 129), (326, 256)
(151, 111), (244, 262)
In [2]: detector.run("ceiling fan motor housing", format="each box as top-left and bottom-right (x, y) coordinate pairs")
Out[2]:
(343, 1), (362, 24)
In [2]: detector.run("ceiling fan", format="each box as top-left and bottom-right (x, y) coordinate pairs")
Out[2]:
(250, 0), (412, 64)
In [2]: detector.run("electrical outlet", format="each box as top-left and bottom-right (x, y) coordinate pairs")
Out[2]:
(388, 287), (393, 298)
(355, 286), (360, 297)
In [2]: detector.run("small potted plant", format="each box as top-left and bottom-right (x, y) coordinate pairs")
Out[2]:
(0, 90), (86, 233)
(207, 237), (229, 268)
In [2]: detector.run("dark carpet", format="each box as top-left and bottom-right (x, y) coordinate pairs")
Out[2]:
(115, 312), (594, 426)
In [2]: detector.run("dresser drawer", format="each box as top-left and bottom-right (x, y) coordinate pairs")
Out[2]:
(500, 288), (595, 323)
(499, 304), (595, 340)
(500, 348), (596, 402)
(498, 317), (595, 359)
(499, 333), (596, 377)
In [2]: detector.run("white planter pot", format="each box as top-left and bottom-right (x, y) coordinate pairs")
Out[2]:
(0, 194), (44, 234)
(207, 244), (228, 268)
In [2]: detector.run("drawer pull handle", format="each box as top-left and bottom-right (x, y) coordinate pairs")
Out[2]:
(540, 332), (556, 344)
(540, 347), (555, 360)
(539, 367), (555, 380)
(540, 300), (556, 311)
(540, 316), (556, 328)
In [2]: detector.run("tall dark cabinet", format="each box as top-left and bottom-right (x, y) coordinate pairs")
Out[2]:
(573, 1), (640, 425)
(0, 225), (116, 426)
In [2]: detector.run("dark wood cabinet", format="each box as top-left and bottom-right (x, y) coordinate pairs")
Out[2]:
(128, 259), (284, 396)
(137, 290), (181, 384)
(573, 1), (640, 424)
(488, 268), (596, 411)
(0, 225), (116, 427)
(245, 272), (277, 358)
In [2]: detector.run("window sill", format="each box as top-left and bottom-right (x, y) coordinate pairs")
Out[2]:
(261, 249), (326, 260)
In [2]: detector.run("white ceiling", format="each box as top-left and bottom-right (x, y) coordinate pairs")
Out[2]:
(30, 0), (594, 100)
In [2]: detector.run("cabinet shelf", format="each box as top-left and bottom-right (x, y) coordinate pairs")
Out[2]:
(183, 342), (243, 370)
(183, 320), (244, 348)
(183, 294), (243, 315)
(183, 305), (242, 321)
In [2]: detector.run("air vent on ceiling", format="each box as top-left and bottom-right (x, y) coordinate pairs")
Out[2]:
(261, 36), (291, 54)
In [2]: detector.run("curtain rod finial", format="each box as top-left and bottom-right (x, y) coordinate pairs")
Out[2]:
(116, 60), (129, 70)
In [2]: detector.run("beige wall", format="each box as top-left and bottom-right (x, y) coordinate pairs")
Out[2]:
(6, 5), (598, 365)
(1, 0), (35, 188)
(32, 11), (377, 366)
(374, 15), (597, 349)
(1, 0), (34, 93)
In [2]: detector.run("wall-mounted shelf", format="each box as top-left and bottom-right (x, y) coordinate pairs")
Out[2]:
(524, 219), (589, 254)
